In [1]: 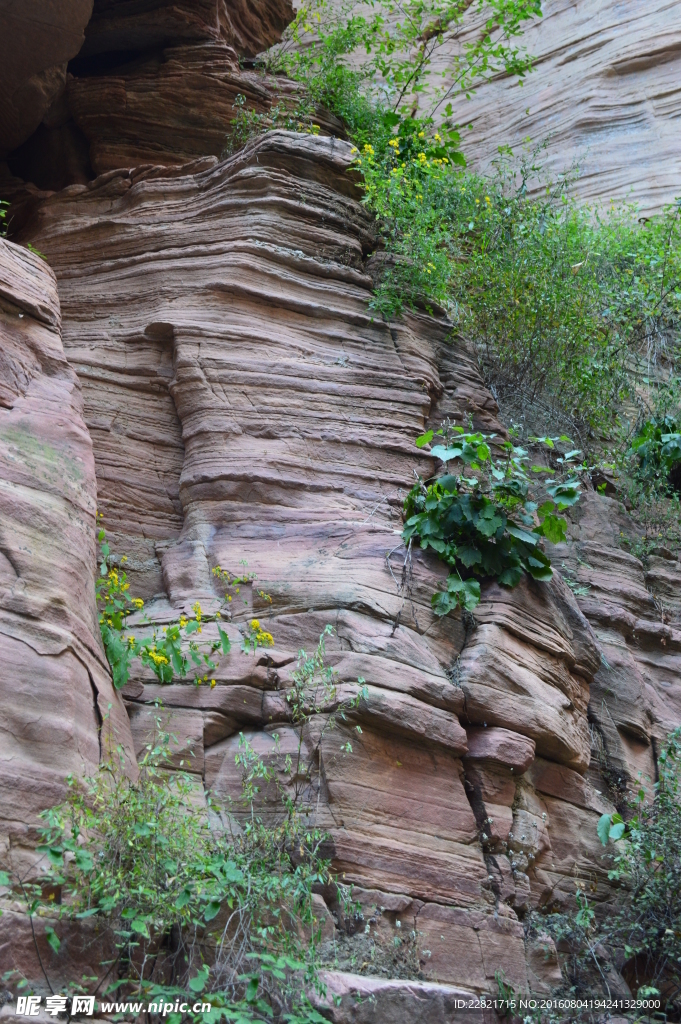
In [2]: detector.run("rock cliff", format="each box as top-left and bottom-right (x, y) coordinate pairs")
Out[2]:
(0, 237), (135, 980)
(1, 0), (680, 1016)
(444, 0), (681, 215)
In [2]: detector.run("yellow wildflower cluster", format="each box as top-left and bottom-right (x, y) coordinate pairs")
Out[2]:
(250, 619), (274, 647)
(131, 597), (144, 610)
(147, 646), (169, 667)
(388, 138), (400, 151)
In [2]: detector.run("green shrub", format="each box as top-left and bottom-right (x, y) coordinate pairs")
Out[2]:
(6, 624), (365, 1022)
(402, 424), (582, 612)
(525, 730), (681, 1019)
(594, 729), (681, 1008)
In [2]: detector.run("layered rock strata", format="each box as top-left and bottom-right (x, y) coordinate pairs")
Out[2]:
(442, 0), (681, 215)
(551, 492), (681, 803)
(13, 129), (617, 993)
(0, 237), (135, 980)
(3, 0), (300, 191)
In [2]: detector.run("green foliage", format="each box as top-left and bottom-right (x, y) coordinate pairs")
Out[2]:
(276, 0), (540, 119)
(537, 730), (681, 1017)
(356, 144), (681, 433)
(30, 728), (330, 1022)
(630, 415), (681, 489)
(266, 1), (681, 436)
(223, 95), (322, 156)
(592, 729), (681, 1008)
(403, 423), (581, 612)
(0, 200), (9, 238)
(11, 622), (365, 1022)
(96, 521), (273, 690)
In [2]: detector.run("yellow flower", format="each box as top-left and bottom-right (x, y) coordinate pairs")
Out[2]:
(475, 198), (480, 204)
(363, 144), (374, 155)
(131, 597), (144, 609)
(228, 596), (232, 601)
(192, 601), (202, 621)
(388, 138), (400, 150)
(210, 678), (217, 688)
(251, 619), (260, 630)
(485, 195), (491, 204)
(179, 617), (188, 628)
(434, 133), (442, 143)
(418, 131), (425, 138)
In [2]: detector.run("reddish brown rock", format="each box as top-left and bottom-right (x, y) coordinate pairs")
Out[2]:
(434, 0), (681, 215)
(78, 0), (294, 59)
(66, 44), (294, 174)
(465, 727), (536, 773)
(11, 129), (609, 991)
(0, 1), (93, 157)
(317, 970), (497, 1023)
(0, 238), (135, 981)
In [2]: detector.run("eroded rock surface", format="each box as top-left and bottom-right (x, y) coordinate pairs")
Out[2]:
(0, 0), (93, 157)
(550, 492), (681, 803)
(12, 129), (616, 992)
(0, 237), (134, 979)
(444, 0), (681, 214)
(3, 0), (681, 1003)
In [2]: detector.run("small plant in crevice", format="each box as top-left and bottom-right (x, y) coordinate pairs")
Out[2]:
(222, 94), (322, 157)
(402, 423), (582, 613)
(96, 518), (272, 690)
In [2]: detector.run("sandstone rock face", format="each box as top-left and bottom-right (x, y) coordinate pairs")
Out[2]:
(79, 0), (294, 60)
(4, 0), (681, 1002)
(0, 1), (94, 156)
(4, 0), (298, 190)
(13, 128), (614, 991)
(445, 0), (681, 215)
(551, 491), (681, 800)
(0, 238), (134, 975)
